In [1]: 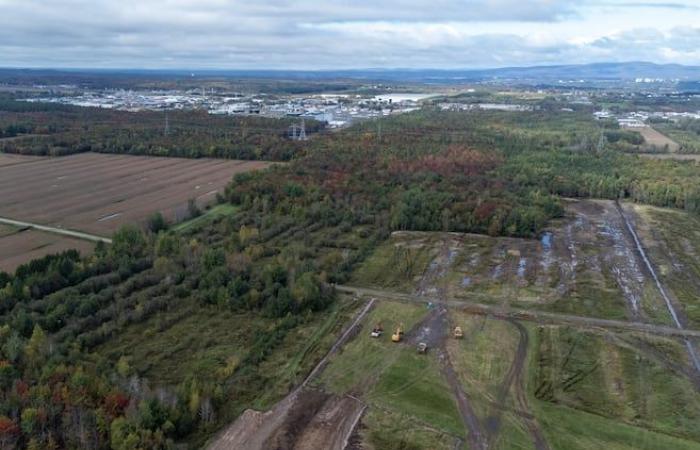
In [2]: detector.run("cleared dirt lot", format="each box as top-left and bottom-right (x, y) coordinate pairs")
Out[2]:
(637, 126), (681, 152)
(0, 152), (271, 235)
(0, 224), (94, 273)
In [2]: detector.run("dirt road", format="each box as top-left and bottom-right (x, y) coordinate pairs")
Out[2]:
(0, 216), (112, 243)
(336, 285), (700, 339)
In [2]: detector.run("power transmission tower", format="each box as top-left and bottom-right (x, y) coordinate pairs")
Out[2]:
(164, 109), (170, 136)
(596, 130), (606, 153)
(299, 119), (307, 141)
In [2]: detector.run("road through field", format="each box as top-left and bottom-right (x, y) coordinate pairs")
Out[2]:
(0, 217), (112, 243)
(335, 285), (700, 339)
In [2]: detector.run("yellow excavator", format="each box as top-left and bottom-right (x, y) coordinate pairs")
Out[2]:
(391, 324), (404, 342)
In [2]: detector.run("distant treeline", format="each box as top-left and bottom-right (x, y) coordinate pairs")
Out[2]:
(0, 97), (323, 161)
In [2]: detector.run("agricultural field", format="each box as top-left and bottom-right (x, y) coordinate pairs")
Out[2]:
(637, 127), (681, 153)
(0, 223), (94, 272)
(0, 152), (271, 236)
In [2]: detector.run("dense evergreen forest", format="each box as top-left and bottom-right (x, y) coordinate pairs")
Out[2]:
(3, 98), (700, 448)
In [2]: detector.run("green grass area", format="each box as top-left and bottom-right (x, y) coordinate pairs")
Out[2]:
(446, 314), (518, 415)
(320, 300), (429, 393)
(535, 401), (700, 450)
(319, 299), (464, 438)
(532, 325), (700, 443)
(634, 204), (700, 328)
(369, 348), (464, 438)
(361, 408), (456, 450)
(350, 233), (437, 292)
(172, 203), (238, 233)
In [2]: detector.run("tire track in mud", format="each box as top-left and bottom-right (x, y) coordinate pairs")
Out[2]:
(484, 319), (549, 450)
(429, 241), (489, 450)
(510, 321), (551, 450)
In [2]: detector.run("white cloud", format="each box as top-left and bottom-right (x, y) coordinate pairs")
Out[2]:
(0, 0), (698, 68)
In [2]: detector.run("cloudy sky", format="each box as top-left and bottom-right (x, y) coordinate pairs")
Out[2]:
(0, 0), (699, 69)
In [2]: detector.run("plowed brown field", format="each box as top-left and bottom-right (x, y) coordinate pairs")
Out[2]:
(0, 152), (271, 235)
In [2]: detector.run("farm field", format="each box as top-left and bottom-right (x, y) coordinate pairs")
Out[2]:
(0, 152), (272, 236)
(637, 127), (681, 152)
(0, 223), (94, 272)
(0, 151), (44, 167)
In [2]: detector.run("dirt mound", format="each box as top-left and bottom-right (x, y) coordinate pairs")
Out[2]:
(207, 388), (364, 450)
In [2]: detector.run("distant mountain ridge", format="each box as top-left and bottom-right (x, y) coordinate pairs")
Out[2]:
(1, 62), (700, 83)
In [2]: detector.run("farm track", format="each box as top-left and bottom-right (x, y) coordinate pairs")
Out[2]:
(0, 217), (111, 243)
(509, 321), (550, 450)
(336, 285), (700, 339)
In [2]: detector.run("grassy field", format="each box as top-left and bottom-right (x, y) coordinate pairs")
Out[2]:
(318, 299), (465, 446)
(172, 203), (238, 234)
(350, 232), (439, 293)
(653, 125), (700, 154)
(342, 219), (700, 449)
(631, 204), (700, 328)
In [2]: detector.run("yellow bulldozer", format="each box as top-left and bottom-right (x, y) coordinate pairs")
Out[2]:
(391, 324), (404, 342)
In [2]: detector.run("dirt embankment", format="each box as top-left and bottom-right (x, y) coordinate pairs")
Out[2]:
(208, 388), (365, 450)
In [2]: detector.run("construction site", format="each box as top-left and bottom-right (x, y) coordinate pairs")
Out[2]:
(205, 199), (700, 450)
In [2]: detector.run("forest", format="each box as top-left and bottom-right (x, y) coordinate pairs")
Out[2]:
(3, 100), (700, 448)
(0, 97), (323, 161)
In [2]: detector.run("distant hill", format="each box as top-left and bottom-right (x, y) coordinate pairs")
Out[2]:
(1, 62), (699, 85)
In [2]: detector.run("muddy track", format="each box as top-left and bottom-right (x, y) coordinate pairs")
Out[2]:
(484, 319), (525, 448)
(439, 345), (488, 450)
(509, 321), (551, 450)
(483, 319), (549, 450)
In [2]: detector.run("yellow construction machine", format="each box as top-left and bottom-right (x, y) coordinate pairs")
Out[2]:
(454, 326), (463, 339)
(391, 324), (404, 342)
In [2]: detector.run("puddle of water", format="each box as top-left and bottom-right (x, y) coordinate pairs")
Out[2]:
(541, 232), (552, 250)
(517, 258), (527, 278)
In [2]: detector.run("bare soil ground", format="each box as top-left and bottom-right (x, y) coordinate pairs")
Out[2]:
(0, 226), (94, 272)
(0, 152), (271, 235)
(638, 127), (681, 152)
(209, 388), (364, 450)
(0, 152), (45, 167)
